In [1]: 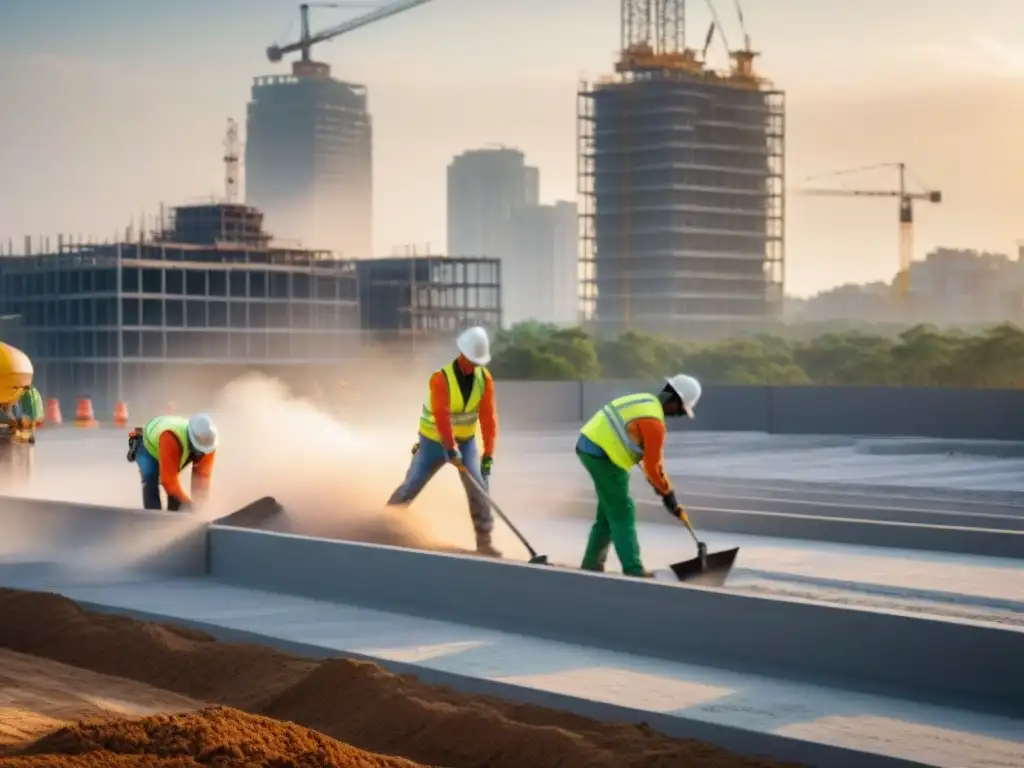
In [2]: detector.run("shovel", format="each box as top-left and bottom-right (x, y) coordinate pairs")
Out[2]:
(453, 460), (549, 565)
(668, 505), (739, 586)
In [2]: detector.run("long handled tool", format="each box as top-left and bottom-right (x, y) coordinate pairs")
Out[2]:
(453, 460), (549, 565)
(669, 505), (739, 586)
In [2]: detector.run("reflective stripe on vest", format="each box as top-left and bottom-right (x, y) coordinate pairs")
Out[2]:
(419, 363), (486, 443)
(142, 415), (192, 470)
(579, 393), (664, 471)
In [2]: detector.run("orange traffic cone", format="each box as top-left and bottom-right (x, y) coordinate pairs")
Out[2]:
(74, 397), (98, 428)
(44, 399), (62, 427)
(113, 401), (129, 428)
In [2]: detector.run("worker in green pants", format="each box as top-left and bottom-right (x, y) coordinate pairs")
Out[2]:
(576, 374), (703, 577)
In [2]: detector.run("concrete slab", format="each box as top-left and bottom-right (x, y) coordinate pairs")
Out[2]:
(0, 568), (1019, 768)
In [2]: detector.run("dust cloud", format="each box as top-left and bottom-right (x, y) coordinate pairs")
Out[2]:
(9, 359), (533, 559)
(203, 372), (487, 553)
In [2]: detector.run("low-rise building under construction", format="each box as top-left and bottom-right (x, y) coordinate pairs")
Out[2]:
(0, 203), (502, 414)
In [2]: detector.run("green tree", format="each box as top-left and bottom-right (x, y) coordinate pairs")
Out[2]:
(487, 321), (1024, 389)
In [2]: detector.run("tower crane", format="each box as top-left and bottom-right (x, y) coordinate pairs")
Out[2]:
(795, 163), (942, 301)
(267, 0), (436, 77)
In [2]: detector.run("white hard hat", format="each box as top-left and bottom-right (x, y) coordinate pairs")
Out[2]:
(187, 413), (219, 454)
(665, 374), (702, 417)
(456, 326), (491, 366)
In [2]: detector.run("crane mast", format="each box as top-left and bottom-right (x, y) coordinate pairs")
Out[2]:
(621, 0), (686, 58)
(796, 163), (942, 306)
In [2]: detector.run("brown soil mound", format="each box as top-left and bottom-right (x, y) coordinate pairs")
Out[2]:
(9, 706), (425, 767)
(0, 588), (799, 768)
(0, 589), (315, 710)
(0, 648), (201, 749)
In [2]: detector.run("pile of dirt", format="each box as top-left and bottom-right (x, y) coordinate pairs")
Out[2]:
(0, 588), (315, 710)
(0, 647), (201, 749)
(9, 706), (425, 767)
(0, 588), (800, 768)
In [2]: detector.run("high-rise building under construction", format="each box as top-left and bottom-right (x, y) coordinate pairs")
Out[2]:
(578, 0), (784, 334)
(246, 61), (372, 258)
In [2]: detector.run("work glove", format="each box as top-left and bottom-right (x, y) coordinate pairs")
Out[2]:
(445, 447), (460, 463)
(480, 455), (493, 478)
(661, 490), (681, 517)
(411, 442), (419, 456)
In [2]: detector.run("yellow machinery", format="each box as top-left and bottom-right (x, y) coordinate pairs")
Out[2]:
(0, 341), (37, 480)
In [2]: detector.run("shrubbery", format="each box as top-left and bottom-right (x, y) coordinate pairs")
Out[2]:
(487, 322), (1024, 388)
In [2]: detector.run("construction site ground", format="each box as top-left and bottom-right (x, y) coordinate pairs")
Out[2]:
(0, 551), (1021, 768)
(3, 416), (1023, 767)
(0, 587), (801, 768)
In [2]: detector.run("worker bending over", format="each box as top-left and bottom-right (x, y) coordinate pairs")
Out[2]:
(387, 326), (500, 556)
(128, 413), (219, 511)
(576, 374), (702, 577)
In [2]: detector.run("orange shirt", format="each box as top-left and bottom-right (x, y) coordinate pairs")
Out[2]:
(627, 417), (672, 496)
(428, 359), (498, 455)
(158, 431), (215, 504)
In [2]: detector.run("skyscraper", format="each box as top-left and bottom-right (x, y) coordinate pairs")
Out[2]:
(245, 69), (372, 258)
(447, 147), (578, 327)
(446, 147), (538, 260)
(507, 201), (579, 326)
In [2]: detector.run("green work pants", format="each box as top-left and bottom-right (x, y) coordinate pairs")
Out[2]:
(577, 451), (645, 576)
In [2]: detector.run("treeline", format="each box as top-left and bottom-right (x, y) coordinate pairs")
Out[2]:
(487, 322), (1024, 389)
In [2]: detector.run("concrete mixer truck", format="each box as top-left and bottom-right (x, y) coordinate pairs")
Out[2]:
(0, 341), (42, 480)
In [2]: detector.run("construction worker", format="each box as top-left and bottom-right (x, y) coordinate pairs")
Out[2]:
(387, 326), (500, 556)
(576, 374), (703, 577)
(0, 343), (41, 479)
(127, 413), (219, 511)
(1, 385), (43, 438)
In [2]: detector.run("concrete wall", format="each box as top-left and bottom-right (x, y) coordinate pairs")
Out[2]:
(555, 497), (1024, 559)
(208, 526), (1024, 717)
(4, 497), (1021, 717)
(0, 496), (207, 577)
(497, 381), (1024, 440)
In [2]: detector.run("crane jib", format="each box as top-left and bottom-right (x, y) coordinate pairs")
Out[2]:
(271, 0), (437, 61)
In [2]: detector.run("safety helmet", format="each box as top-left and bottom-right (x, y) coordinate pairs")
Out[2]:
(665, 374), (702, 417)
(187, 413), (219, 454)
(456, 326), (491, 366)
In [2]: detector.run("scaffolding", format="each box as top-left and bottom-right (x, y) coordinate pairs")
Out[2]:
(158, 203), (272, 248)
(578, 51), (785, 334)
(357, 256), (502, 337)
(0, 230), (360, 416)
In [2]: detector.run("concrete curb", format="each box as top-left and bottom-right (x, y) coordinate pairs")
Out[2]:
(207, 526), (1024, 717)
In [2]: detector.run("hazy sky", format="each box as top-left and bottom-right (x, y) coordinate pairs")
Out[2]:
(2, 0), (1024, 296)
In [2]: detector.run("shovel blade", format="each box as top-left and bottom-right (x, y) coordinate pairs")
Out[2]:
(669, 547), (739, 586)
(213, 496), (284, 529)
(529, 554), (549, 565)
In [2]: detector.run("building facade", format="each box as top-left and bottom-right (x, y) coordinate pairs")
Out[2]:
(447, 147), (578, 327)
(506, 201), (578, 326)
(579, 52), (784, 334)
(0, 204), (360, 415)
(446, 147), (539, 260)
(245, 70), (372, 258)
(357, 256), (501, 335)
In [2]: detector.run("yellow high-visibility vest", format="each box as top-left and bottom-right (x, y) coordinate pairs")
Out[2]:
(419, 362), (487, 443)
(143, 415), (192, 470)
(580, 393), (664, 471)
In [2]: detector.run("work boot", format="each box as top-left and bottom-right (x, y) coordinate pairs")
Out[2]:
(625, 569), (654, 579)
(476, 535), (502, 558)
